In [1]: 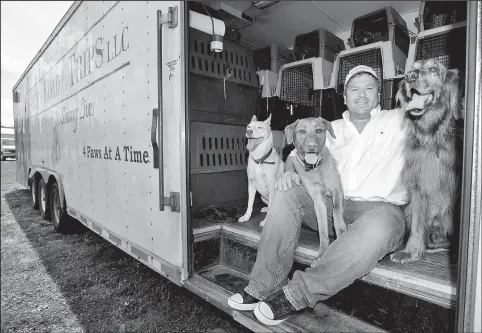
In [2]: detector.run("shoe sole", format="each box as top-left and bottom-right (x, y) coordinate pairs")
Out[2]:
(254, 302), (289, 326)
(228, 296), (259, 311)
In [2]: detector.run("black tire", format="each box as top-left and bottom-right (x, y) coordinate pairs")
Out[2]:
(30, 178), (39, 210)
(50, 183), (68, 232)
(38, 178), (51, 220)
(1, 155), (5, 161)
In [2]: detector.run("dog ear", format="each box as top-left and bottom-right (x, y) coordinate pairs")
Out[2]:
(320, 118), (336, 139)
(264, 113), (272, 126)
(284, 120), (299, 145)
(250, 115), (257, 123)
(395, 79), (411, 109)
(444, 68), (464, 120)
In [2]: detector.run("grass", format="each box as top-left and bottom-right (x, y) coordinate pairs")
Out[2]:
(1, 175), (250, 332)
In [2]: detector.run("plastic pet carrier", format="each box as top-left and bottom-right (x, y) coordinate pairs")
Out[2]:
(348, 6), (410, 57)
(415, 1), (467, 32)
(406, 20), (467, 75)
(253, 44), (295, 73)
(275, 58), (333, 107)
(293, 28), (345, 62)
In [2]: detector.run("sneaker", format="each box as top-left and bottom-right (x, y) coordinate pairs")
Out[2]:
(228, 290), (260, 311)
(253, 289), (296, 326)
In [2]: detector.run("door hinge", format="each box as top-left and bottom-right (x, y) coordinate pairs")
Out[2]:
(163, 192), (180, 212)
(159, 6), (178, 28)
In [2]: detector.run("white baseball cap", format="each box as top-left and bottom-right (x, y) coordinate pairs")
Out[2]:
(344, 65), (379, 86)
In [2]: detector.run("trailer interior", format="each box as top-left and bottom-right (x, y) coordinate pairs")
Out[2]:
(186, 1), (469, 332)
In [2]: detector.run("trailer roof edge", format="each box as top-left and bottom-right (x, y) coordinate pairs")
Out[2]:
(12, 1), (82, 92)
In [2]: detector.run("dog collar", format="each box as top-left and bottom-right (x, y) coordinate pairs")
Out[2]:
(297, 154), (324, 171)
(252, 148), (275, 165)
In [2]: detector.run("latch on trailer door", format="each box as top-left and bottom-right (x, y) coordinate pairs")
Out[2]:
(159, 6), (178, 28)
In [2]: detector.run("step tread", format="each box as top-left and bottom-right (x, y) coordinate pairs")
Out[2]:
(193, 215), (457, 308)
(192, 265), (386, 333)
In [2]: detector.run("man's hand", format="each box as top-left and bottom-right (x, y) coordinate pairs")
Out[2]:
(275, 171), (300, 191)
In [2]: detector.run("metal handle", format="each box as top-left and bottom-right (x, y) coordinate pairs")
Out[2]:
(151, 108), (159, 169)
(155, 9), (180, 213)
(157, 10), (165, 211)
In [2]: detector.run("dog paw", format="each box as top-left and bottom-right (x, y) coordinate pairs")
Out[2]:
(238, 214), (251, 223)
(390, 250), (422, 263)
(260, 207), (268, 213)
(259, 219), (266, 227)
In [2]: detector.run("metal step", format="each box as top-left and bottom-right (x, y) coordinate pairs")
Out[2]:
(192, 216), (456, 333)
(193, 215), (457, 308)
(185, 266), (387, 333)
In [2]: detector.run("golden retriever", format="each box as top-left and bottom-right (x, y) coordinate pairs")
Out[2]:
(390, 58), (463, 263)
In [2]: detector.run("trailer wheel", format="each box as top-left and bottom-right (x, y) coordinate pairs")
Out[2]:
(38, 178), (51, 220)
(30, 178), (39, 210)
(50, 183), (67, 232)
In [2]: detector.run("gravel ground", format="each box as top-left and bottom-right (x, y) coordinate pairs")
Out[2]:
(1, 160), (249, 333)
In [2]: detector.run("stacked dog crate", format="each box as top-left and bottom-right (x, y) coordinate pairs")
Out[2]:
(407, 1), (467, 74)
(330, 6), (410, 110)
(274, 29), (346, 122)
(189, 25), (260, 213)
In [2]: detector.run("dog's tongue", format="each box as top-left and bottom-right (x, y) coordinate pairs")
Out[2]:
(246, 138), (261, 150)
(304, 153), (319, 164)
(406, 93), (432, 111)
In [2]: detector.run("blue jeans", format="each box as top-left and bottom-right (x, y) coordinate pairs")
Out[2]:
(244, 183), (406, 310)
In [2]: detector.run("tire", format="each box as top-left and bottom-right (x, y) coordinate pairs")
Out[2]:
(38, 178), (51, 220)
(50, 183), (68, 232)
(1, 155), (5, 161)
(30, 178), (39, 210)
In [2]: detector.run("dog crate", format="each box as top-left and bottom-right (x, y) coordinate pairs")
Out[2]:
(348, 6), (410, 57)
(189, 28), (259, 89)
(276, 58), (334, 106)
(256, 70), (315, 132)
(415, 1), (467, 32)
(253, 44), (295, 73)
(293, 28), (345, 62)
(413, 24), (467, 74)
(190, 122), (248, 213)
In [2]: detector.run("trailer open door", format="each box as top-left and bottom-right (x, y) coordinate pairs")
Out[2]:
(148, 1), (190, 284)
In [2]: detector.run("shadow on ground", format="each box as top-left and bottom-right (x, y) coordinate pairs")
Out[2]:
(5, 189), (247, 333)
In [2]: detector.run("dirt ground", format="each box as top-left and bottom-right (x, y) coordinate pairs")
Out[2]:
(1, 160), (249, 333)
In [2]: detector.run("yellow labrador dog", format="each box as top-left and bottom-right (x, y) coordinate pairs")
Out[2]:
(284, 117), (346, 263)
(239, 114), (284, 226)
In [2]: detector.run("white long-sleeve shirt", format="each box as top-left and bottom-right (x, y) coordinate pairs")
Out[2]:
(290, 106), (408, 205)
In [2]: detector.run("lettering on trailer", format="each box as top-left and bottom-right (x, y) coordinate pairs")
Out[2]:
(82, 145), (150, 164)
(43, 26), (129, 105)
(52, 97), (95, 133)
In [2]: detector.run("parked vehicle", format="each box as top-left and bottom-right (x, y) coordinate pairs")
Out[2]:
(12, 1), (480, 332)
(1, 138), (16, 161)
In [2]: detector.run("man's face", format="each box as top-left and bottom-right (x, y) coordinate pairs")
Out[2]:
(344, 73), (379, 118)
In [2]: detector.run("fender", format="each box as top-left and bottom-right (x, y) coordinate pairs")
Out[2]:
(28, 166), (66, 211)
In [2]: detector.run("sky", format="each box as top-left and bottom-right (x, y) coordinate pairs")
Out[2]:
(1, 1), (74, 129)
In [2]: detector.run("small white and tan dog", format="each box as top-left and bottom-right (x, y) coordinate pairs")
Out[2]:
(239, 114), (284, 226)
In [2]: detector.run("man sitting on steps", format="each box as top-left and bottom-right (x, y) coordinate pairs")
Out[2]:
(228, 65), (408, 326)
